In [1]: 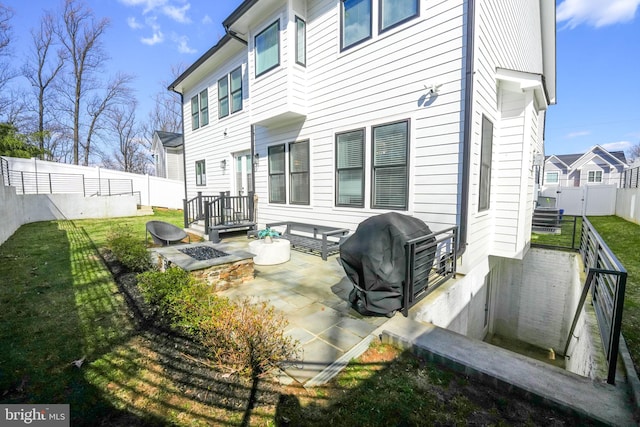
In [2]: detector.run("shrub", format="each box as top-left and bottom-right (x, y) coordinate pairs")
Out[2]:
(199, 298), (299, 377)
(106, 225), (152, 272)
(136, 267), (299, 377)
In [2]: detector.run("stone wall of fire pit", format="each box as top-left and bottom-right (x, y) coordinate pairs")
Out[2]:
(149, 242), (255, 292)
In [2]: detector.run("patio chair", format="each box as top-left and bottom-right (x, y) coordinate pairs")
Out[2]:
(146, 220), (189, 246)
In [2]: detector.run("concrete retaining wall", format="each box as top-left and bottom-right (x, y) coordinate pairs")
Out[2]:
(0, 184), (137, 245)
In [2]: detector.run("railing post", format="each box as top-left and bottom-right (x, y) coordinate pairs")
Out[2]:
(20, 171), (24, 194)
(219, 191), (226, 224)
(197, 191), (202, 220)
(183, 199), (188, 228)
(248, 191), (255, 222)
(49, 173), (53, 194)
(204, 202), (210, 236)
(35, 171), (39, 194)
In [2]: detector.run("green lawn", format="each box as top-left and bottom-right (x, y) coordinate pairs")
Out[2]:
(0, 210), (595, 425)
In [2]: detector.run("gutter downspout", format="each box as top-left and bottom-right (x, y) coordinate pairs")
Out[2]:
(458, 0), (475, 256)
(224, 26), (248, 45)
(169, 88), (188, 225)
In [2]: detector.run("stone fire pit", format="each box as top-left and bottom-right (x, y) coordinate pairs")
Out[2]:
(149, 242), (255, 291)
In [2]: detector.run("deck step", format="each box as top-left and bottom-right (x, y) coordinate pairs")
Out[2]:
(136, 205), (154, 216)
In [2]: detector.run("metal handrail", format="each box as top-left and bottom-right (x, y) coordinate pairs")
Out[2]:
(402, 226), (458, 317)
(568, 217), (627, 385)
(203, 191), (255, 233)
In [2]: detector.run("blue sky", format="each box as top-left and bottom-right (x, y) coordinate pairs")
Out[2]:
(5, 0), (640, 157)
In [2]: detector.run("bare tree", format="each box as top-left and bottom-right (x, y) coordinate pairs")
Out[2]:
(104, 103), (151, 174)
(55, 0), (110, 165)
(22, 10), (66, 157)
(0, 4), (16, 116)
(83, 72), (134, 166)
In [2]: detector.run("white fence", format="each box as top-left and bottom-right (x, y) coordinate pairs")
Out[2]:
(540, 185), (617, 216)
(616, 188), (640, 225)
(2, 157), (184, 209)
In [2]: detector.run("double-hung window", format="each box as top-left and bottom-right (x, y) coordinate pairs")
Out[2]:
(588, 170), (603, 183)
(230, 67), (243, 113)
(372, 120), (409, 210)
(478, 115), (493, 212)
(289, 140), (310, 205)
(295, 16), (306, 66)
(191, 89), (208, 130)
(336, 129), (365, 207)
(218, 67), (243, 119)
(255, 21), (280, 77)
(545, 172), (559, 184)
(341, 0), (372, 50)
(195, 160), (206, 186)
(268, 144), (286, 203)
(217, 77), (229, 119)
(379, 0), (419, 32)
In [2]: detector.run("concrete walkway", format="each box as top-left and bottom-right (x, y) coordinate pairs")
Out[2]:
(215, 236), (637, 424)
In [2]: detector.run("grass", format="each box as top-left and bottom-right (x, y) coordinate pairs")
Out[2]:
(0, 210), (592, 425)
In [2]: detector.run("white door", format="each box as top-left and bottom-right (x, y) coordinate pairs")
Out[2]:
(233, 152), (253, 196)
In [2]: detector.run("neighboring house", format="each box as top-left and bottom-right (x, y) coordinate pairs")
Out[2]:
(544, 145), (628, 188)
(169, 0), (555, 338)
(151, 131), (184, 181)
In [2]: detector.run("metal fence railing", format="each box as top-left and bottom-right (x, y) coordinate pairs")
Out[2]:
(402, 226), (458, 317)
(0, 166), (134, 199)
(559, 217), (627, 385)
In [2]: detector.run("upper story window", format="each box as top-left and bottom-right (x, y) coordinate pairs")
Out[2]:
(336, 129), (365, 207)
(379, 0), (419, 32)
(545, 171), (559, 184)
(191, 89), (209, 130)
(372, 120), (409, 210)
(588, 170), (603, 183)
(341, 0), (372, 50)
(295, 16), (306, 66)
(478, 115), (493, 212)
(255, 20), (280, 77)
(218, 67), (243, 119)
(195, 160), (206, 186)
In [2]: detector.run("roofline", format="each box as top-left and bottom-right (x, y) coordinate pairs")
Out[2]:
(571, 145), (627, 168)
(545, 154), (569, 168)
(223, 0), (260, 28)
(168, 33), (233, 93)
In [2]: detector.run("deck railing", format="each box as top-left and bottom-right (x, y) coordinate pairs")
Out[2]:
(183, 191), (219, 227)
(203, 191), (254, 232)
(402, 226), (458, 316)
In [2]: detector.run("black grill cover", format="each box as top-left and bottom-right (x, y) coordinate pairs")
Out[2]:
(340, 212), (435, 316)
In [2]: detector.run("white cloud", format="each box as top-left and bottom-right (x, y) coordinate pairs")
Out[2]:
(202, 15), (212, 25)
(141, 31), (164, 45)
(557, 0), (640, 28)
(601, 140), (634, 152)
(565, 130), (591, 139)
(175, 35), (196, 54)
(163, 3), (191, 23)
(127, 16), (144, 30)
(120, 0), (168, 14)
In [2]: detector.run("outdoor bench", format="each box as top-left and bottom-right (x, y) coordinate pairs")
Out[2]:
(265, 221), (350, 260)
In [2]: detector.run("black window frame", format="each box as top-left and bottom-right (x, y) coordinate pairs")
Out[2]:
(230, 66), (243, 113)
(295, 16), (306, 66)
(378, 0), (420, 34)
(335, 128), (365, 208)
(191, 96), (199, 130)
(340, 0), (372, 51)
(255, 20), (280, 78)
(199, 88), (209, 127)
(217, 76), (229, 119)
(371, 119), (410, 210)
(478, 115), (493, 212)
(289, 140), (310, 205)
(195, 159), (206, 186)
(268, 144), (286, 204)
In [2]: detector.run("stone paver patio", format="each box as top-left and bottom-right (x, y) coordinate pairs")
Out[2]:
(216, 236), (390, 386)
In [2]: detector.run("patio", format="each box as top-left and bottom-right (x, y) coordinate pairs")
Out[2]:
(216, 235), (391, 386)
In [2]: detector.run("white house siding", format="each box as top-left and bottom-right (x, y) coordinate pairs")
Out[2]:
(182, 49), (251, 200)
(252, 0), (467, 234)
(154, 142), (167, 178)
(462, 0), (546, 270)
(166, 148), (184, 182)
